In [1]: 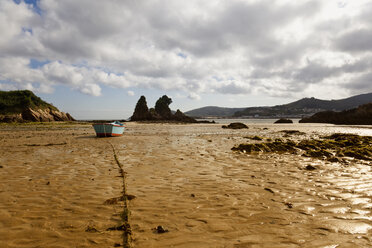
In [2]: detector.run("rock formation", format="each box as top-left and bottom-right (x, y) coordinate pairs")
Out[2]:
(274, 118), (293, 124)
(222, 122), (248, 129)
(0, 90), (75, 123)
(299, 103), (372, 125)
(131, 95), (197, 123)
(130, 96), (152, 121)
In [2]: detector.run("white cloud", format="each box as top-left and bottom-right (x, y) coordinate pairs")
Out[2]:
(127, 90), (135, 96)
(0, 0), (372, 100)
(188, 92), (201, 100)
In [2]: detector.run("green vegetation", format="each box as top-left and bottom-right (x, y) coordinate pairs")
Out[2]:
(299, 103), (372, 125)
(232, 133), (372, 162)
(0, 90), (57, 115)
(233, 93), (372, 117)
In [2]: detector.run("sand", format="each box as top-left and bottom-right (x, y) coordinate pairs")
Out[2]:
(0, 122), (371, 247)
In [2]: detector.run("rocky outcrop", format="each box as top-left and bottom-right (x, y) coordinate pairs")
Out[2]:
(131, 96), (152, 121)
(173, 109), (197, 123)
(0, 108), (75, 123)
(274, 118), (293, 124)
(131, 95), (197, 123)
(0, 90), (75, 123)
(222, 122), (248, 129)
(299, 103), (372, 125)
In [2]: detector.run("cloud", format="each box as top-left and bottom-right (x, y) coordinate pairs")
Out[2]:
(335, 28), (372, 53)
(188, 92), (200, 100)
(127, 90), (135, 96)
(0, 0), (372, 100)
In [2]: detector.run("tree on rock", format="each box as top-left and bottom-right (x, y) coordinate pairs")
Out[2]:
(155, 95), (172, 119)
(131, 95), (151, 121)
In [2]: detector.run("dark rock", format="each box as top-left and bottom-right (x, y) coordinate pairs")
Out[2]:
(107, 224), (131, 232)
(0, 165), (3, 168)
(46, 181), (50, 185)
(285, 202), (293, 208)
(305, 165), (316, 170)
(154, 225), (169, 233)
(197, 120), (216, 123)
(114, 243), (121, 247)
(327, 157), (341, 163)
(125, 194), (136, 200)
(173, 109), (197, 123)
(222, 122), (248, 129)
(85, 226), (99, 233)
(190, 194), (195, 197)
(131, 96), (152, 121)
(264, 188), (274, 193)
(274, 118), (293, 124)
(155, 95), (173, 119)
(130, 95), (197, 123)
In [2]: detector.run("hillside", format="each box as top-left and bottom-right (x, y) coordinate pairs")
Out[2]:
(234, 93), (372, 118)
(0, 90), (75, 122)
(299, 103), (372, 125)
(0, 90), (57, 115)
(184, 106), (246, 118)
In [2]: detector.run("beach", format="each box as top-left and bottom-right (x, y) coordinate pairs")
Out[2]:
(0, 122), (371, 247)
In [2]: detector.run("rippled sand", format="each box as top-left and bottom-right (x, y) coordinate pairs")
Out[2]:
(0, 122), (371, 247)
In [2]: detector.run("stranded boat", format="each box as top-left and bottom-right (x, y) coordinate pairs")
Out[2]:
(92, 121), (125, 137)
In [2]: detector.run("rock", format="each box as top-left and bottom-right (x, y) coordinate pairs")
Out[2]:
(222, 122), (248, 129)
(285, 202), (293, 208)
(131, 95), (152, 121)
(173, 109), (197, 123)
(0, 90), (75, 122)
(264, 188), (274, 193)
(328, 157), (341, 163)
(85, 226), (98, 233)
(0, 107), (75, 123)
(130, 95), (197, 123)
(274, 118), (293, 124)
(125, 194), (136, 200)
(305, 165), (316, 170)
(154, 225), (169, 233)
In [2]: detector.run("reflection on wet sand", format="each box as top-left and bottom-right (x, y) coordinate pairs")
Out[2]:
(0, 122), (371, 247)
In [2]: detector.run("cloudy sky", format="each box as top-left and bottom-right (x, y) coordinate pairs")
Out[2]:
(1, 0), (372, 119)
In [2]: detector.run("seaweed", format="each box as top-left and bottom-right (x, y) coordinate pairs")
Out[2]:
(232, 133), (372, 162)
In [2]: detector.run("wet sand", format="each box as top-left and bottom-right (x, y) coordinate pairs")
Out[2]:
(0, 122), (371, 247)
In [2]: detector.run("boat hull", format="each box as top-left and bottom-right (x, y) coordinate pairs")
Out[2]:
(92, 123), (125, 137)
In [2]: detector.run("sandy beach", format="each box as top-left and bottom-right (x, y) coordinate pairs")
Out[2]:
(0, 122), (371, 247)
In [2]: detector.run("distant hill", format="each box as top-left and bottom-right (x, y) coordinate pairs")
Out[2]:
(0, 90), (75, 122)
(185, 106), (246, 118)
(299, 103), (372, 125)
(234, 93), (372, 118)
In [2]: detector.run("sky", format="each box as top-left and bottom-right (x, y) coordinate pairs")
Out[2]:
(0, 0), (372, 119)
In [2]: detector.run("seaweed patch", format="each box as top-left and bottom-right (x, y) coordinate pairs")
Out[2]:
(232, 133), (372, 162)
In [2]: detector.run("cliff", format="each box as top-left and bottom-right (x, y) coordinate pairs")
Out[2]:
(0, 90), (75, 122)
(299, 103), (372, 125)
